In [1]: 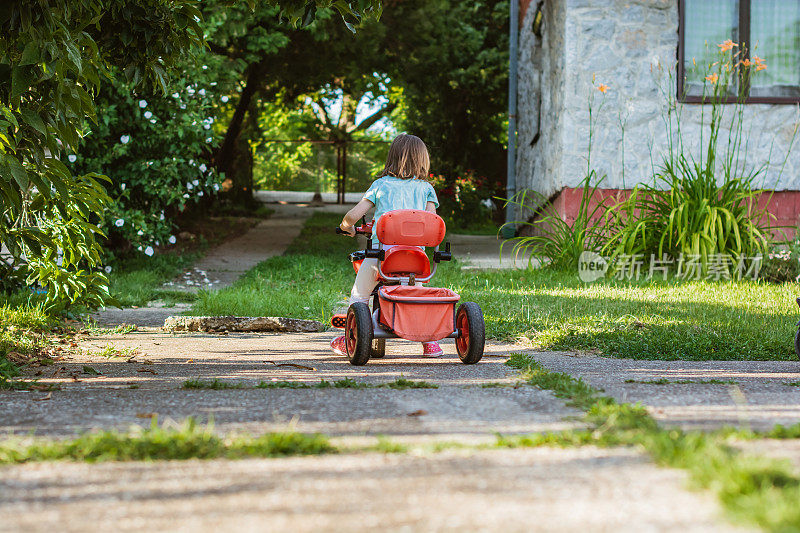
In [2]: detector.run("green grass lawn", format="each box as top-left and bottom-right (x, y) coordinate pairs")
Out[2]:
(109, 212), (273, 307)
(0, 303), (53, 382)
(190, 212), (798, 361)
(109, 252), (202, 308)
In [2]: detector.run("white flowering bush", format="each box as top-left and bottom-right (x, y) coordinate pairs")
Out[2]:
(67, 66), (225, 259)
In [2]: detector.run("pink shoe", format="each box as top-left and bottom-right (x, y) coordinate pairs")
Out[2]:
(422, 341), (444, 357)
(330, 335), (347, 356)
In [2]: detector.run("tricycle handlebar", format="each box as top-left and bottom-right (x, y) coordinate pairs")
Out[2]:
(336, 221), (373, 236)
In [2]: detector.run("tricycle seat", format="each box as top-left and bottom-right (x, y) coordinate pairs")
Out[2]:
(380, 246), (431, 280)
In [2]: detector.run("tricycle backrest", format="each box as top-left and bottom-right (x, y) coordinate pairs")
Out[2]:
(375, 209), (446, 247)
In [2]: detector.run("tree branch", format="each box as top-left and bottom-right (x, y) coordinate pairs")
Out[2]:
(351, 102), (397, 133)
(308, 97), (331, 128)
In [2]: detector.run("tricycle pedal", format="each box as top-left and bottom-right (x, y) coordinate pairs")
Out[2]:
(331, 314), (347, 328)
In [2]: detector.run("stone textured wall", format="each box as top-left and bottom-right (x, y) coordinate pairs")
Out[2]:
(516, 0), (567, 206)
(517, 0), (800, 200)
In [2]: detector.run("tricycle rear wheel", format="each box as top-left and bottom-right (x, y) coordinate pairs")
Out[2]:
(455, 302), (485, 364)
(346, 303), (373, 366)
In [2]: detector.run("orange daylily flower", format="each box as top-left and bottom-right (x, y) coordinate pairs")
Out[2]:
(740, 58), (752, 67)
(756, 63), (767, 71)
(718, 39), (737, 52)
(753, 55), (765, 64)
(705, 73), (719, 84)
(597, 83), (609, 93)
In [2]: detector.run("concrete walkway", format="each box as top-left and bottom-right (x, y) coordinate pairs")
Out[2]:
(532, 352), (800, 431)
(167, 206), (310, 292)
(0, 334), (576, 438)
(0, 447), (737, 532)
(0, 332), (744, 532)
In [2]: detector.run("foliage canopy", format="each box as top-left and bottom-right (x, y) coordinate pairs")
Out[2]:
(0, 0), (382, 310)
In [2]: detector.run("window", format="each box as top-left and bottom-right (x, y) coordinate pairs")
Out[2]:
(679, 0), (800, 103)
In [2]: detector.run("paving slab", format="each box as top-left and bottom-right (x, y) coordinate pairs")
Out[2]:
(0, 332), (582, 438)
(448, 232), (535, 269)
(532, 352), (800, 431)
(90, 302), (193, 328)
(0, 447), (742, 532)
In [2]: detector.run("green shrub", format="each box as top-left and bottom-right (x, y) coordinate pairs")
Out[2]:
(69, 64), (226, 260)
(0, 1), (204, 311)
(760, 246), (800, 283)
(604, 160), (772, 275)
(432, 172), (497, 233)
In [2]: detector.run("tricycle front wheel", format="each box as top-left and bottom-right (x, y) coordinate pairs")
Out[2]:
(455, 302), (485, 364)
(346, 303), (373, 366)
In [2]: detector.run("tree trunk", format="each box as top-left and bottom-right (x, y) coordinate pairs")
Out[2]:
(216, 66), (259, 205)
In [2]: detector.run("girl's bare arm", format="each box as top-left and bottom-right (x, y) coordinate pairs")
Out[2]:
(340, 199), (374, 236)
(426, 201), (437, 214)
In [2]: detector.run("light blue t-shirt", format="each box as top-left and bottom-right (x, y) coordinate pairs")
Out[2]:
(362, 176), (439, 245)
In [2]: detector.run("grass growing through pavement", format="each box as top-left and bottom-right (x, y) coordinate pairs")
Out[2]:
(381, 378), (438, 389)
(504, 354), (800, 531)
(508, 353), (601, 410)
(0, 418), (334, 463)
(89, 343), (139, 359)
(183, 378), (245, 390)
(256, 380), (320, 389)
(192, 212), (797, 361)
(82, 322), (138, 335)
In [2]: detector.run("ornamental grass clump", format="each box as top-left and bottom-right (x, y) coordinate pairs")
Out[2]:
(604, 43), (796, 275)
(501, 80), (611, 271)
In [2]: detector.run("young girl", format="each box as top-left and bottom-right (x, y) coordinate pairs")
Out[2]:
(331, 133), (443, 357)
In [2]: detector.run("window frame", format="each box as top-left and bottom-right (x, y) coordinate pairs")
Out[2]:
(677, 0), (800, 104)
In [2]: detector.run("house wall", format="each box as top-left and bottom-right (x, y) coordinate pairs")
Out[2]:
(517, 0), (800, 204)
(516, 0), (567, 206)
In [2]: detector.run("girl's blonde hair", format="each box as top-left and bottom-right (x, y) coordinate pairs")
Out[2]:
(379, 134), (430, 180)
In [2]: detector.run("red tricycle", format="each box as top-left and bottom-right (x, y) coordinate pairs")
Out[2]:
(332, 209), (485, 366)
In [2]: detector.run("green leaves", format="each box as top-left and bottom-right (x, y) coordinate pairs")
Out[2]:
(0, 0), (214, 311)
(18, 42), (39, 66)
(266, 0), (382, 29)
(10, 66), (33, 103)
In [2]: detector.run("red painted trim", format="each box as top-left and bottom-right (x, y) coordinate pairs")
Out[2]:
(520, 0), (534, 26)
(546, 187), (800, 239)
